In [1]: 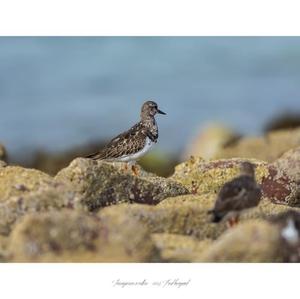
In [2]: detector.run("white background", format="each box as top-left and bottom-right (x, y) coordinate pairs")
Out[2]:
(0, 0), (300, 298)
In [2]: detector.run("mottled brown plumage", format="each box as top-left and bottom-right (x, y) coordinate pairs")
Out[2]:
(209, 162), (262, 224)
(86, 101), (166, 162)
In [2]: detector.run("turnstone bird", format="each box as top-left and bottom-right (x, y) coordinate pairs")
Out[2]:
(270, 210), (300, 262)
(86, 101), (166, 174)
(208, 161), (262, 227)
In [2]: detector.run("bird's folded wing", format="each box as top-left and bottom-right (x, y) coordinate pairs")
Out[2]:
(86, 123), (147, 160)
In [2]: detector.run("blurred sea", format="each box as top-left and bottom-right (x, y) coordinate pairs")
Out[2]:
(0, 37), (299, 158)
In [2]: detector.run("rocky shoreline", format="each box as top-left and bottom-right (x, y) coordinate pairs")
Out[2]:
(0, 127), (299, 262)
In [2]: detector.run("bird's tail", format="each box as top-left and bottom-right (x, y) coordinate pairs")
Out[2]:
(85, 151), (104, 160)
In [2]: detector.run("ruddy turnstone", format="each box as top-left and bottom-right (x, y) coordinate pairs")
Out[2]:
(208, 161), (262, 227)
(86, 101), (166, 174)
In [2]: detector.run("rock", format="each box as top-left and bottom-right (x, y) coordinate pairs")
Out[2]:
(99, 194), (227, 240)
(272, 147), (300, 184)
(172, 157), (268, 195)
(99, 193), (297, 243)
(0, 166), (56, 201)
(0, 184), (77, 236)
(0, 165), (79, 235)
(172, 157), (299, 206)
(183, 124), (241, 160)
(9, 210), (155, 262)
(55, 158), (189, 211)
(0, 236), (9, 262)
(213, 128), (300, 162)
(151, 233), (212, 262)
(0, 160), (6, 168)
(197, 220), (283, 262)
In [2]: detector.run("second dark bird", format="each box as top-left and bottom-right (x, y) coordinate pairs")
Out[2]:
(208, 161), (262, 227)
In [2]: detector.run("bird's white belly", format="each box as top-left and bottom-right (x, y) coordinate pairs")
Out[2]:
(117, 137), (154, 162)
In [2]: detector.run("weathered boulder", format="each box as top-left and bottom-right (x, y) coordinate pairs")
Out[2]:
(0, 165), (79, 235)
(172, 157), (267, 194)
(0, 184), (77, 236)
(183, 124), (240, 160)
(99, 194), (297, 243)
(197, 220), (283, 262)
(0, 166), (57, 201)
(98, 194), (227, 240)
(151, 233), (212, 262)
(272, 147), (300, 184)
(172, 157), (299, 206)
(213, 128), (300, 162)
(55, 158), (189, 211)
(0, 236), (9, 262)
(9, 210), (155, 262)
(267, 147), (300, 206)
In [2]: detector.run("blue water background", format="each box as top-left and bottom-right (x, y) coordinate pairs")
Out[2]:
(0, 37), (299, 157)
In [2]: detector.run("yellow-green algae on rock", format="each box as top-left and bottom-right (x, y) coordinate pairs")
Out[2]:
(213, 128), (300, 162)
(172, 157), (299, 206)
(273, 146), (300, 184)
(172, 157), (268, 195)
(0, 164), (80, 236)
(0, 236), (9, 262)
(99, 194), (299, 243)
(8, 210), (156, 262)
(196, 220), (283, 263)
(0, 166), (56, 201)
(99, 194), (227, 240)
(0, 183), (78, 236)
(55, 158), (189, 211)
(151, 233), (212, 262)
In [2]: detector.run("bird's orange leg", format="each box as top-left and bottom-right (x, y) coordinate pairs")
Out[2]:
(131, 164), (139, 176)
(123, 162), (129, 173)
(227, 215), (240, 228)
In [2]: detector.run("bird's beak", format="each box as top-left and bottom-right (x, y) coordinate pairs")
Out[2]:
(157, 109), (166, 115)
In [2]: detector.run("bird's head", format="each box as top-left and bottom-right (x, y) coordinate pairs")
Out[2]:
(240, 161), (255, 177)
(141, 101), (166, 119)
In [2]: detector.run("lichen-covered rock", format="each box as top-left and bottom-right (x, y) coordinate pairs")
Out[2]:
(55, 158), (189, 211)
(0, 165), (79, 235)
(272, 147), (300, 206)
(151, 233), (212, 262)
(0, 166), (56, 201)
(183, 124), (240, 160)
(172, 157), (267, 194)
(0, 236), (9, 262)
(99, 194), (299, 245)
(9, 210), (155, 262)
(213, 128), (300, 162)
(272, 147), (300, 184)
(99, 194), (227, 240)
(0, 184), (77, 236)
(172, 157), (299, 206)
(262, 164), (299, 206)
(197, 220), (283, 262)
